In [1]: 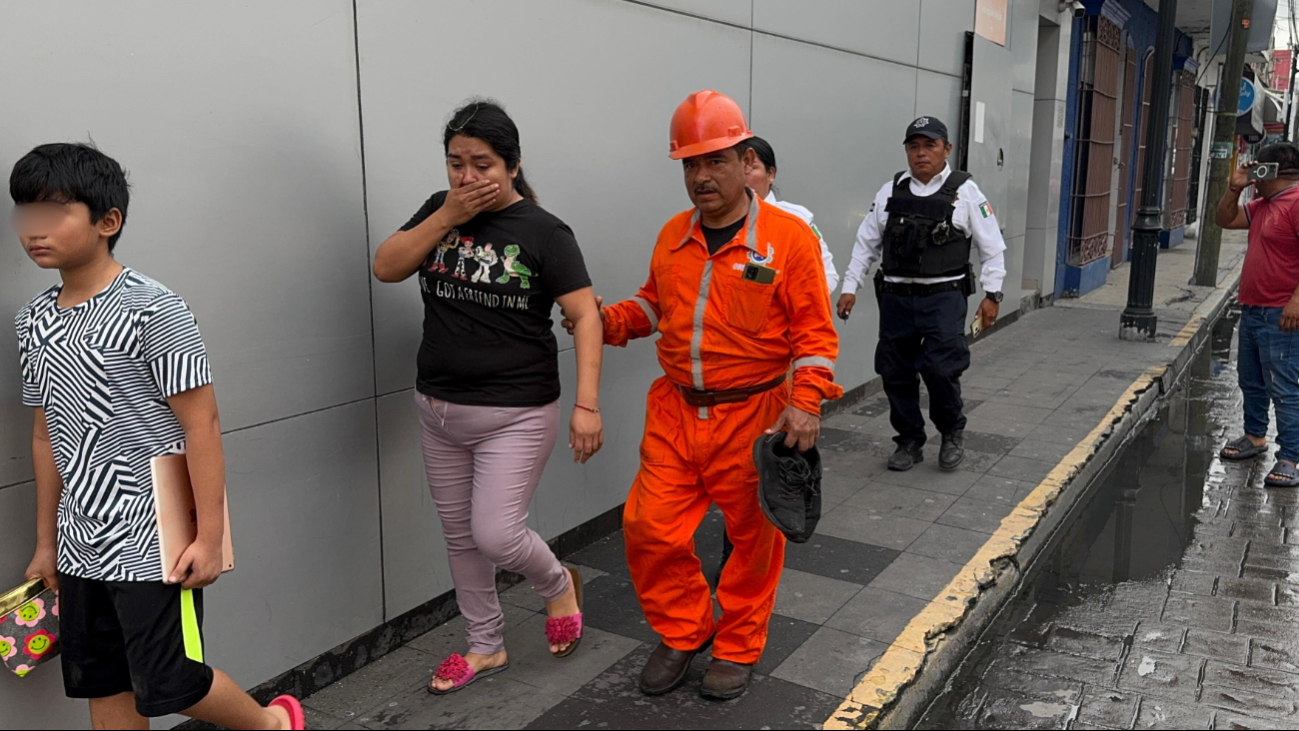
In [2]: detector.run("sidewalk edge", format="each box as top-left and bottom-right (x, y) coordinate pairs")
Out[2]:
(823, 267), (1242, 730)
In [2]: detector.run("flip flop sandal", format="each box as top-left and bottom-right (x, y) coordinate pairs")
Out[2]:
(1265, 461), (1299, 488)
(427, 653), (510, 695)
(1221, 435), (1267, 461)
(269, 695), (306, 730)
(546, 567), (583, 659)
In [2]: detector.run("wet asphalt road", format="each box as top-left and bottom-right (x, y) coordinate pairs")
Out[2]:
(918, 310), (1299, 730)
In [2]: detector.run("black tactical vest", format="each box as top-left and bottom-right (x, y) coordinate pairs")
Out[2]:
(881, 170), (973, 278)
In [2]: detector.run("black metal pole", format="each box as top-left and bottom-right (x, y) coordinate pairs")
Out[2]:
(1120, 0), (1180, 341)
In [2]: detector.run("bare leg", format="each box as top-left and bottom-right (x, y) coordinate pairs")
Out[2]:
(89, 692), (148, 731)
(181, 669), (289, 730)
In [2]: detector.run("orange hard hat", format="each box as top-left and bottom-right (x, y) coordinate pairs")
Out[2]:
(668, 90), (754, 160)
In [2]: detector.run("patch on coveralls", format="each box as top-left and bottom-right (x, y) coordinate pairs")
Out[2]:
(748, 243), (774, 265)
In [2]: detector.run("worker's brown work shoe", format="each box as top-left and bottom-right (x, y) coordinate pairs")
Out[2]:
(699, 658), (753, 700)
(639, 638), (711, 695)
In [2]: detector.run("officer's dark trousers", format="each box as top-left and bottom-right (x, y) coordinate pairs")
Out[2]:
(875, 290), (971, 446)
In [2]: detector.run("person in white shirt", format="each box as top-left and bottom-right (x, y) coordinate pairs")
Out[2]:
(741, 136), (839, 294)
(837, 116), (1007, 473)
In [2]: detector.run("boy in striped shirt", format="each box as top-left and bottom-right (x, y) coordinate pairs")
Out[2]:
(12, 143), (302, 730)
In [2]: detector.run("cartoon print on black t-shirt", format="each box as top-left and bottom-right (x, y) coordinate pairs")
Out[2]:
(453, 237), (475, 280)
(497, 244), (534, 289)
(430, 229), (458, 273)
(471, 243), (499, 284)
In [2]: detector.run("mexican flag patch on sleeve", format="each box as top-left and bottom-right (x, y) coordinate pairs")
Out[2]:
(979, 202), (993, 218)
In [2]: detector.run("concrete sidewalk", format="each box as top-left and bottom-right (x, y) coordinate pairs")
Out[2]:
(292, 236), (1247, 730)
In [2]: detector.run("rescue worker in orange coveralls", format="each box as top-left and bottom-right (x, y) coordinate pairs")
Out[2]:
(577, 90), (843, 700)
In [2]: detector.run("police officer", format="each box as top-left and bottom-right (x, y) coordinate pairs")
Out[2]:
(836, 116), (1006, 472)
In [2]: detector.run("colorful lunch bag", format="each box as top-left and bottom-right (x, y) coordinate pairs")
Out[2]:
(0, 578), (59, 676)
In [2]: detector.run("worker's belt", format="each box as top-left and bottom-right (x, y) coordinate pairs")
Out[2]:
(678, 376), (785, 407)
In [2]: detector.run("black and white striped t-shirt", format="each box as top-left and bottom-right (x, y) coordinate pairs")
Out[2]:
(15, 268), (212, 582)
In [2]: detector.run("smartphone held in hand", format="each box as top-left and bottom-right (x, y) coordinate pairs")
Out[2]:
(1248, 162), (1279, 181)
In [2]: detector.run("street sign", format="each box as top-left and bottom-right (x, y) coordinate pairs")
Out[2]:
(1238, 77), (1256, 115)
(1210, 142), (1233, 159)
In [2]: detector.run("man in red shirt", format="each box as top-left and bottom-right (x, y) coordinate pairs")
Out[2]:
(1215, 142), (1299, 487)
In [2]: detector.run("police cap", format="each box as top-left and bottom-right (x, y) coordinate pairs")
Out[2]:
(904, 116), (948, 143)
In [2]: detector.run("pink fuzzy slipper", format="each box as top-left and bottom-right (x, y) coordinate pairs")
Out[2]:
(546, 567), (584, 658)
(428, 653), (509, 695)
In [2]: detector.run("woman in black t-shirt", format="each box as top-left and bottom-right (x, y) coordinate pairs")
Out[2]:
(373, 100), (604, 694)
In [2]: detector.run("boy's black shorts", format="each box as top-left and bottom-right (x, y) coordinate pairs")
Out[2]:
(58, 573), (214, 717)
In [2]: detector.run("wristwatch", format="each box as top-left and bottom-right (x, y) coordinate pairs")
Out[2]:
(985, 291), (1004, 304)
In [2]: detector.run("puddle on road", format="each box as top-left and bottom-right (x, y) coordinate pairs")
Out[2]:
(917, 309), (1242, 729)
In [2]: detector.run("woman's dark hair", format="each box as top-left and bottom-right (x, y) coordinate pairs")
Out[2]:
(10, 142), (130, 251)
(443, 99), (536, 203)
(742, 136), (777, 173)
(1258, 142), (1299, 176)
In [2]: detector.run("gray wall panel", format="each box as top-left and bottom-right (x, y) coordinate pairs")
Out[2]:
(0, 1), (374, 433)
(1012, 0), (1041, 93)
(639, 0), (753, 25)
(204, 401), (384, 688)
(358, 0), (751, 394)
(1002, 234), (1026, 312)
(918, 0), (976, 77)
(377, 389), (452, 619)
(751, 33), (919, 390)
(1005, 90), (1036, 241)
(997, 91), (1036, 313)
(753, 0), (921, 65)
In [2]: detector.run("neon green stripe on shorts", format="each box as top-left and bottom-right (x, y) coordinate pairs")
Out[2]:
(180, 589), (204, 663)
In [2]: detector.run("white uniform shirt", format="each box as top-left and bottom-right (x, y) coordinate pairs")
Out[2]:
(841, 164), (1007, 294)
(764, 191), (840, 293)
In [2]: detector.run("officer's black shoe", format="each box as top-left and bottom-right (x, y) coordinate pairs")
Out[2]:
(939, 431), (965, 471)
(888, 442), (924, 471)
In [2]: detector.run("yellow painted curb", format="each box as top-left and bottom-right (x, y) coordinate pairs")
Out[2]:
(1170, 315), (1202, 348)
(823, 365), (1167, 730)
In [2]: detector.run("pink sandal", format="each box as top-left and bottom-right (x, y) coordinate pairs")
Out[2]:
(546, 567), (584, 658)
(428, 653), (510, 695)
(268, 695), (305, 730)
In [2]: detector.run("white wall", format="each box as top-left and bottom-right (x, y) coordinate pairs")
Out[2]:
(0, 1), (1044, 726)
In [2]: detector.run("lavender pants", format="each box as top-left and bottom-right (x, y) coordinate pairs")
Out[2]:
(415, 393), (568, 655)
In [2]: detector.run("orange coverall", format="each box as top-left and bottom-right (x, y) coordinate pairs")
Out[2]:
(604, 193), (843, 663)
